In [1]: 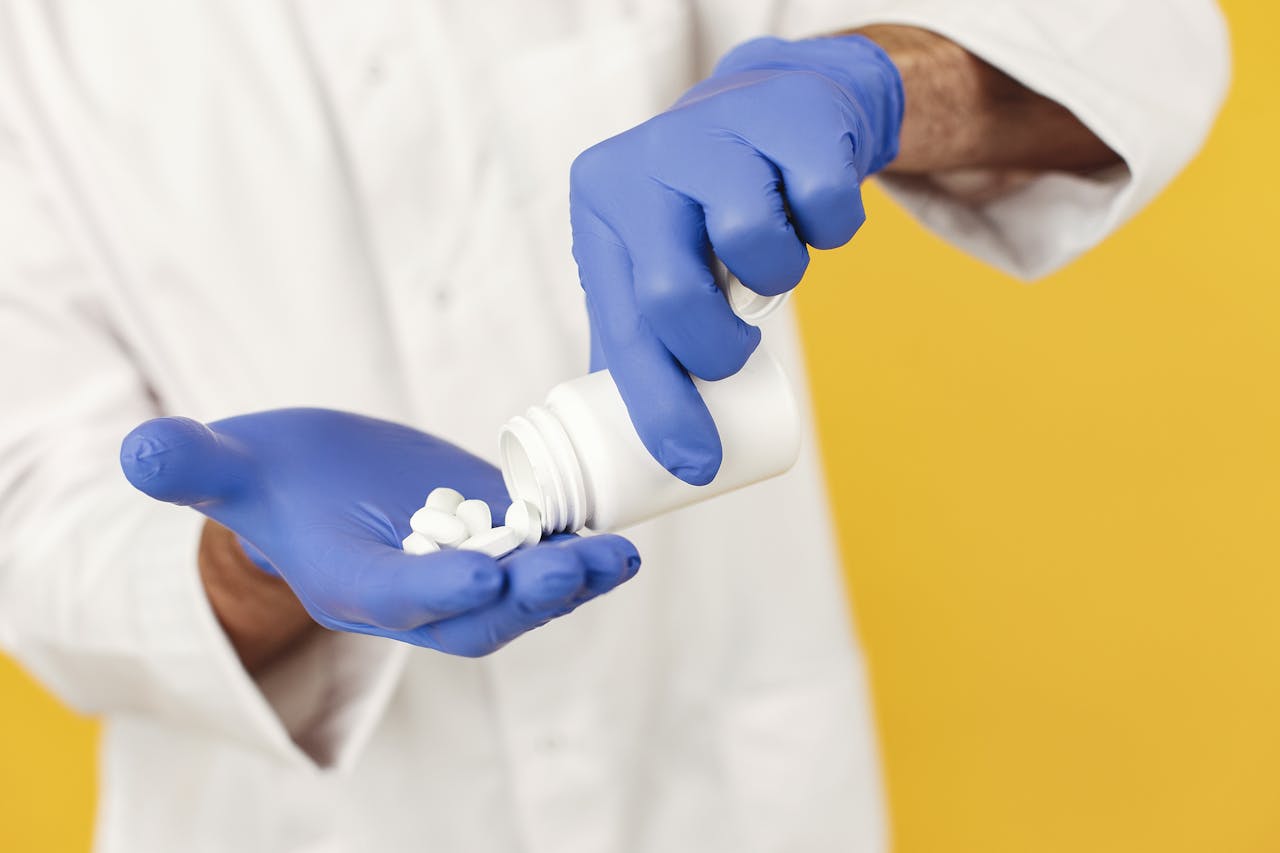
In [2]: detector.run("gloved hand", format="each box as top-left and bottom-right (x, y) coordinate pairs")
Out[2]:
(572, 35), (904, 483)
(119, 408), (640, 657)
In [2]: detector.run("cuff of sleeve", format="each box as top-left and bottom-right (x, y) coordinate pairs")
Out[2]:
(254, 624), (408, 770)
(3, 492), (406, 771)
(776, 0), (1229, 279)
(132, 506), (407, 770)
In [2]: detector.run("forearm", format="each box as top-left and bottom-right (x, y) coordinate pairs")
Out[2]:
(854, 25), (1120, 174)
(199, 520), (320, 674)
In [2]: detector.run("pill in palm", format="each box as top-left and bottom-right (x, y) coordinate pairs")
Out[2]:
(423, 487), (465, 514)
(504, 499), (543, 548)
(410, 506), (469, 548)
(458, 525), (524, 559)
(454, 499), (493, 538)
(402, 532), (440, 556)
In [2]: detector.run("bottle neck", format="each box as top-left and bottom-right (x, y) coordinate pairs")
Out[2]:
(499, 403), (589, 534)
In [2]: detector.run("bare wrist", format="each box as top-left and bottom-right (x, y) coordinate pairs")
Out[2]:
(854, 24), (1119, 174)
(198, 520), (318, 674)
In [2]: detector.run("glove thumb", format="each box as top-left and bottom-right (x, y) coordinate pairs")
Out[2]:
(120, 417), (254, 507)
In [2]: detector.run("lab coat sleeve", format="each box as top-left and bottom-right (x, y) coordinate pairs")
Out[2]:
(0, 124), (405, 771)
(694, 0), (1231, 279)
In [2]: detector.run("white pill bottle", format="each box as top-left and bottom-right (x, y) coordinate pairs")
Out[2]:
(499, 272), (799, 534)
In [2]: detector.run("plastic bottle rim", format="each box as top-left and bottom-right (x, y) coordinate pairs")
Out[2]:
(717, 264), (790, 324)
(499, 405), (588, 534)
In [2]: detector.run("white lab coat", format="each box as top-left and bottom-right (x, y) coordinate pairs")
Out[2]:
(0, 1), (1228, 851)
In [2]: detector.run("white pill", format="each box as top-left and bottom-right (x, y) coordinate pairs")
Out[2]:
(401, 532), (440, 556)
(454, 499), (493, 538)
(410, 507), (469, 548)
(459, 525), (524, 559)
(504, 500), (543, 548)
(423, 487), (465, 514)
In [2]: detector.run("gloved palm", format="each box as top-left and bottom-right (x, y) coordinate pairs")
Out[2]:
(120, 408), (639, 656)
(573, 35), (904, 484)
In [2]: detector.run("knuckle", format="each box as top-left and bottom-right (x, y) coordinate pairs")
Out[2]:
(678, 316), (757, 381)
(787, 171), (853, 215)
(634, 114), (676, 156)
(729, 248), (800, 293)
(570, 122), (654, 193)
(513, 591), (550, 616)
(769, 244), (811, 292)
(738, 259), (806, 299)
(635, 267), (699, 325)
(711, 209), (781, 258)
(569, 141), (616, 193)
(787, 179), (861, 247)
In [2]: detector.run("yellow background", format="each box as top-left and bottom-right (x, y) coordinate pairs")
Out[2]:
(1, 1), (1275, 850)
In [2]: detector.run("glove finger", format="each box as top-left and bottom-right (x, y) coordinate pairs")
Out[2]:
(120, 417), (256, 508)
(414, 540), (587, 655)
(757, 110), (867, 249)
(688, 145), (810, 297)
(709, 74), (868, 251)
(408, 535), (639, 656)
(623, 185), (763, 382)
(573, 227), (723, 485)
(305, 541), (506, 632)
(572, 533), (642, 599)
(782, 160), (866, 252)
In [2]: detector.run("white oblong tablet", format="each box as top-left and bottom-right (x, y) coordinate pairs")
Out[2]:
(455, 499), (493, 538)
(402, 532), (440, 556)
(423, 487), (465, 514)
(459, 525), (523, 559)
(410, 507), (469, 548)
(504, 500), (543, 548)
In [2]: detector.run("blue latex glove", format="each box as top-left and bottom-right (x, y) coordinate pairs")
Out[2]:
(119, 409), (640, 657)
(571, 35), (904, 483)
